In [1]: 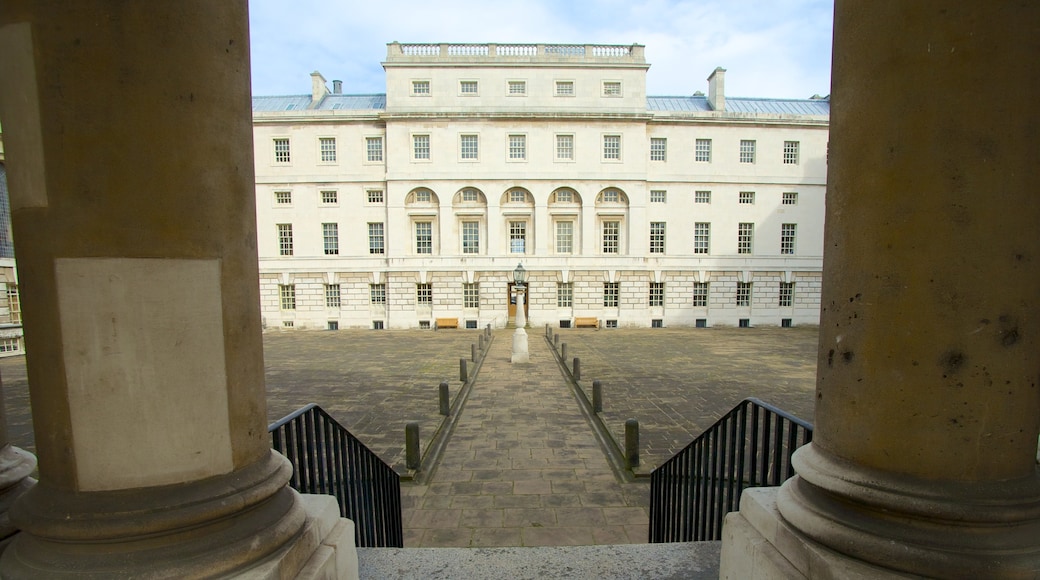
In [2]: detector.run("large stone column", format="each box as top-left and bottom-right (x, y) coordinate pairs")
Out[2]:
(0, 2), (353, 577)
(721, 2), (1040, 578)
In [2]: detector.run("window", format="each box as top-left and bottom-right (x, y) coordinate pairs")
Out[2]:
(556, 134), (574, 160)
(738, 223), (754, 254)
(460, 80), (478, 94)
(694, 222), (710, 254)
(413, 135), (430, 160)
(695, 138), (712, 162)
(6, 286), (20, 324)
(415, 189), (432, 202)
(650, 222), (665, 254)
(603, 135), (621, 160)
(368, 222), (384, 254)
(602, 221), (620, 254)
(602, 189), (620, 203)
(322, 223), (339, 255)
(277, 224), (293, 256)
(739, 139), (756, 164)
(736, 282), (752, 306)
(782, 192), (798, 205)
(283, 321), (294, 328)
(508, 80), (527, 95)
(555, 189), (573, 203)
(783, 141), (800, 164)
(692, 282), (708, 307)
(460, 134), (479, 160)
(739, 191), (755, 205)
(781, 223), (797, 255)
(279, 284), (296, 310)
(366, 137), (383, 162)
(650, 138), (667, 161)
(274, 138), (290, 163)
(415, 222), (432, 254)
(321, 190), (338, 205)
(508, 134), (526, 160)
(274, 191), (292, 205)
(328, 321), (339, 330)
(649, 282), (664, 307)
(325, 284), (341, 308)
(603, 282), (619, 307)
(695, 190), (711, 204)
(603, 81), (622, 96)
(412, 80), (430, 95)
(557, 283), (573, 307)
(373, 320), (384, 329)
(417, 283), (432, 305)
(556, 221), (573, 254)
(463, 283), (480, 308)
(0, 338), (19, 353)
(462, 221), (480, 254)
(461, 188), (479, 202)
(319, 137), (336, 162)
(650, 190), (666, 203)
(509, 221), (527, 254)
(555, 80), (574, 96)
(779, 282), (794, 307)
(370, 283), (386, 304)
(367, 189), (383, 204)
(509, 189), (527, 203)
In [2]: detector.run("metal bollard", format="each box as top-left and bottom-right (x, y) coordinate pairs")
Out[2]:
(460, 358), (468, 382)
(554, 334), (560, 348)
(472, 343), (478, 362)
(406, 422), (421, 470)
(625, 418), (640, 468)
(479, 334), (485, 351)
(439, 382), (450, 416)
(593, 380), (603, 413)
(545, 323), (551, 338)
(561, 343), (567, 361)
(573, 357), (581, 380)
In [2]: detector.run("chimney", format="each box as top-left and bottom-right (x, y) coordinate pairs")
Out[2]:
(332, 80), (343, 94)
(310, 71), (328, 105)
(707, 67), (726, 111)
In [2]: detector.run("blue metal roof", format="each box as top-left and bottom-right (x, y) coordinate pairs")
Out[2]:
(251, 95), (312, 112)
(317, 94), (386, 110)
(648, 95), (829, 116)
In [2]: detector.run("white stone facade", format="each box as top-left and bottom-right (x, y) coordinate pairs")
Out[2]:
(253, 43), (829, 330)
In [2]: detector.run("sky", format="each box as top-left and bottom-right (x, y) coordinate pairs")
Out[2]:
(248, 0), (834, 100)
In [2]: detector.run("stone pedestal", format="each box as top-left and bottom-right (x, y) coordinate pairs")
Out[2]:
(0, 376), (35, 553)
(511, 288), (529, 363)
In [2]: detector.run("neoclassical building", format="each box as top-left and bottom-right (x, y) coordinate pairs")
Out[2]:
(252, 43), (829, 330)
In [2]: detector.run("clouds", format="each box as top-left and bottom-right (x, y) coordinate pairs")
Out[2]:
(248, 0), (832, 99)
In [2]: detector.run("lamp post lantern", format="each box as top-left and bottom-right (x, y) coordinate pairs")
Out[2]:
(510, 263), (529, 363)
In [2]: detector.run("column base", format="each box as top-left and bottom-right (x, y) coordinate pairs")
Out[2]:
(0, 444), (37, 544)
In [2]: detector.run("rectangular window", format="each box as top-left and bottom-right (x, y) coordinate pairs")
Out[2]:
(555, 189), (573, 203)
(368, 222), (385, 254)
(274, 138), (290, 163)
(367, 189), (384, 204)
(279, 284), (296, 310)
(417, 283), (432, 305)
(461, 188), (478, 202)
(508, 134), (526, 160)
(603, 282), (619, 308)
(463, 283), (480, 308)
(325, 284), (341, 308)
(602, 220), (620, 254)
(366, 137), (383, 162)
(412, 80), (430, 95)
(603, 189), (619, 203)
(460, 134), (479, 160)
(415, 190), (432, 202)
(650, 190), (666, 203)
(650, 222), (666, 254)
(413, 134), (430, 160)
(650, 137), (667, 161)
(603, 135), (621, 160)
(509, 189), (527, 203)
(415, 222), (432, 254)
(739, 139), (756, 164)
(322, 223), (339, 255)
(779, 282), (795, 307)
(695, 190), (711, 204)
(736, 282), (752, 306)
(508, 80), (527, 95)
(462, 221), (480, 254)
(739, 191), (755, 204)
(783, 141), (800, 164)
(557, 282), (573, 307)
(509, 221), (527, 254)
(556, 221), (573, 254)
(274, 191), (292, 205)
(459, 80), (478, 94)
(782, 191), (798, 205)
(695, 138), (712, 162)
(277, 224), (293, 256)
(781, 223), (797, 255)
(603, 81), (622, 96)
(555, 80), (574, 96)
(556, 134), (574, 160)
(321, 190), (338, 205)
(319, 137), (336, 162)
(694, 222), (711, 254)
(6, 286), (20, 324)
(0, 338), (19, 353)
(738, 223), (754, 254)
(370, 283), (386, 304)
(692, 282), (708, 307)
(649, 282), (664, 307)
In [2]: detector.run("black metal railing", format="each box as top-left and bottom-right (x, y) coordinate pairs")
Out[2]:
(649, 397), (813, 543)
(269, 404), (403, 548)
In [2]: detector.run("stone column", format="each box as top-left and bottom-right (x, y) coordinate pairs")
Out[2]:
(721, 2), (1040, 578)
(0, 2), (353, 577)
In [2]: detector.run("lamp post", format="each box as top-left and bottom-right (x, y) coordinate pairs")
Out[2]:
(510, 263), (529, 363)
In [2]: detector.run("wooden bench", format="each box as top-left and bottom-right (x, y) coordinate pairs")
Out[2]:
(435, 317), (459, 329)
(574, 317), (599, 329)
